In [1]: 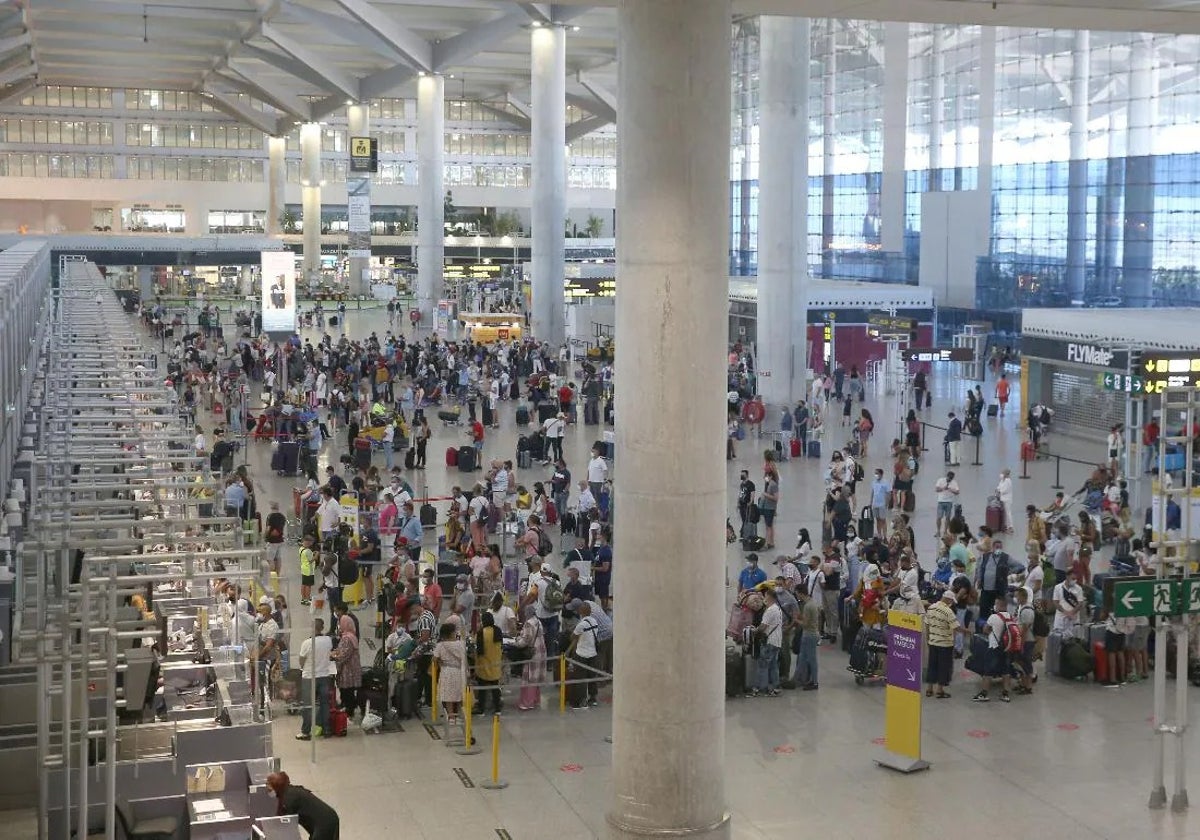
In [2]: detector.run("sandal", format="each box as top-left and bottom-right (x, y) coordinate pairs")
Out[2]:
(926, 688), (934, 697)
(936, 692), (951, 699)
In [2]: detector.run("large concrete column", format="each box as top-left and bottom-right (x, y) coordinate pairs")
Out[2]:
(1066, 30), (1090, 305)
(820, 20), (836, 278)
(266, 136), (286, 236)
(299, 122), (322, 285)
(734, 21), (755, 275)
(531, 23), (567, 345)
(1097, 113), (1122, 296)
(929, 25), (945, 191)
(757, 16), (809, 408)
(1123, 35), (1157, 307)
(977, 27), (996, 250)
(347, 104), (372, 298)
(417, 74), (445, 322)
(881, 22), (908, 254)
(608, 0), (730, 838)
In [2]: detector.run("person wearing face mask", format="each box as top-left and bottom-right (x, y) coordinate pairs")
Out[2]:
(255, 603), (281, 708)
(759, 463), (780, 550)
(265, 771), (340, 839)
(449, 574), (476, 633)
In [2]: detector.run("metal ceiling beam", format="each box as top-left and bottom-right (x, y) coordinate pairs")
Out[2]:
(478, 101), (530, 130)
(0, 77), (36, 108)
(329, 0), (432, 72)
(519, 3), (552, 24)
(258, 21), (360, 100)
(565, 113), (609, 142)
(238, 43), (345, 97)
(0, 31), (31, 56)
(199, 89), (278, 135)
(431, 7), (528, 72)
(214, 67), (309, 121)
(576, 71), (615, 121)
(0, 60), (34, 88)
(279, 1), (410, 66)
(357, 63), (417, 101)
(34, 16), (235, 41)
(34, 0), (259, 22)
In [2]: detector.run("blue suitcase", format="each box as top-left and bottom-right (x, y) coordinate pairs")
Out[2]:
(807, 439), (821, 458)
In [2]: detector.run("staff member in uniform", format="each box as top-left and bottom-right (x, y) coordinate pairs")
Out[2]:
(265, 771), (340, 839)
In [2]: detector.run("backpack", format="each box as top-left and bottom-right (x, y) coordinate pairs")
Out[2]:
(540, 574), (565, 612)
(996, 611), (1023, 653)
(475, 500), (490, 525)
(535, 527), (553, 558)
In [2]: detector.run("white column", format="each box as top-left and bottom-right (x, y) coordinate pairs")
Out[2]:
(977, 28), (996, 240)
(417, 74), (445, 322)
(299, 122), (322, 285)
(820, 21), (836, 278)
(347, 104), (372, 298)
(266, 136), (286, 237)
(929, 25), (945, 190)
(881, 22), (908, 254)
(608, 0), (730, 838)
(1124, 35), (1158, 306)
(758, 16), (808, 408)
(531, 24), (567, 345)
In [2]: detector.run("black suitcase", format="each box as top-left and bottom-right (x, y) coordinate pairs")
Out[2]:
(404, 448), (416, 470)
(857, 506), (874, 541)
(273, 441), (300, 475)
(361, 668), (389, 695)
(438, 406), (461, 424)
(537, 402), (557, 423)
(584, 400), (599, 425)
(458, 445), (476, 472)
(516, 405), (531, 426)
(725, 645), (747, 697)
(392, 677), (420, 718)
(987, 404), (999, 417)
(482, 404), (494, 426)
(354, 444), (372, 470)
(565, 662), (588, 707)
(510, 380), (520, 400)
(518, 450), (532, 469)
(420, 503), (437, 527)
(841, 611), (862, 653)
(741, 535), (766, 552)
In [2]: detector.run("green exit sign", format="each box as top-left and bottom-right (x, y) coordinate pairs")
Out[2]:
(1101, 372), (1145, 394)
(1112, 578), (1200, 617)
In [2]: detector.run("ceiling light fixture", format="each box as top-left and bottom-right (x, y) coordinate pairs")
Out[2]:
(572, 25), (581, 32)
(531, 20), (543, 28)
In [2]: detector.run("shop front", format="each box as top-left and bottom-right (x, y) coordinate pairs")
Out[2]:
(1020, 334), (1130, 434)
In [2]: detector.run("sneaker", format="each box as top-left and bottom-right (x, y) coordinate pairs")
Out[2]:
(802, 684), (819, 691)
(295, 733), (310, 741)
(747, 689), (761, 697)
(766, 689), (781, 697)
(972, 691), (990, 702)
(571, 703), (589, 711)
(1000, 691), (1011, 703)
(587, 699), (599, 707)
(300, 599), (311, 606)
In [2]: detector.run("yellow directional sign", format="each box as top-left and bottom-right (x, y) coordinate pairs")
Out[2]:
(351, 136), (371, 157)
(349, 136), (378, 173)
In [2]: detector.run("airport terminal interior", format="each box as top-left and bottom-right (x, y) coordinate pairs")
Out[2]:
(4, 1), (1200, 839)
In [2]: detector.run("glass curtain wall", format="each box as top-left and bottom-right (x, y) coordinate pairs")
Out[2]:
(732, 21), (1200, 307)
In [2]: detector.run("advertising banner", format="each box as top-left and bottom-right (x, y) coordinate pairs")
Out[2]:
(878, 610), (929, 773)
(260, 250), (297, 335)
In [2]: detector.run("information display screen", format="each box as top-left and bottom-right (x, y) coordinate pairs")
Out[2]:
(260, 251), (296, 334)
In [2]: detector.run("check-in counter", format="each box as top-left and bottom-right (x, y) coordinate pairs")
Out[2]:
(186, 757), (279, 840)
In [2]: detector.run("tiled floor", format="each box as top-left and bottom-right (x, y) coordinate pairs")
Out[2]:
(8, 305), (1198, 839)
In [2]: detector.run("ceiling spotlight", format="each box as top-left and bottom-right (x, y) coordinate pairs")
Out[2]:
(418, 71), (427, 77)
(345, 99), (354, 105)
(571, 25), (581, 32)
(531, 20), (542, 27)
(448, 74), (454, 79)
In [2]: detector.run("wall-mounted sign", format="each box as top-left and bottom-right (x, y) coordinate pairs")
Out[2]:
(1136, 352), (1200, 393)
(1021, 335), (1128, 370)
(349, 136), (378, 173)
(902, 347), (974, 363)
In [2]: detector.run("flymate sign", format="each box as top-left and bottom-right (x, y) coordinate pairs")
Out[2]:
(1067, 343), (1114, 367)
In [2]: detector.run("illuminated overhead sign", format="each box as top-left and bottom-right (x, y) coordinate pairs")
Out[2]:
(902, 347), (974, 363)
(1138, 353), (1200, 394)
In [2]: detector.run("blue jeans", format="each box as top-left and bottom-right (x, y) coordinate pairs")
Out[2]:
(794, 632), (819, 686)
(937, 501), (953, 524)
(756, 643), (780, 691)
(539, 614), (561, 658)
(300, 676), (332, 735)
(1143, 442), (1157, 474)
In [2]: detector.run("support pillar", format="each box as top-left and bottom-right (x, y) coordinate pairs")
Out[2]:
(531, 23), (567, 345)
(977, 27), (996, 254)
(929, 25), (945, 192)
(299, 123), (322, 286)
(417, 74), (445, 323)
(758, 16), (809, 408)
(820, 20), (836, 279)
(1097, 113), (1123, 296)
(1067, 30), (1090, 305)
(1124, 36), (1157, 308)
(347, 104), (372, 298)
(266, 136), (286, 237)
(608, 0), (730, 837)
(881, 22), (909, 255)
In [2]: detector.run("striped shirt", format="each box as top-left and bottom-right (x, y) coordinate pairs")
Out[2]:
(924, 601), (958, 648)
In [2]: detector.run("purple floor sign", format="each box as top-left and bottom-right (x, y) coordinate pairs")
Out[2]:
(886, 621), (922, 692)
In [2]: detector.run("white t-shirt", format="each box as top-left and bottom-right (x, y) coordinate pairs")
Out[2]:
(528, 570), (559, 618)
(778, 561), (801, 585)
(1052, 581), (1084, 631)
(489, 605), (518, 636)
(935, 478), (959, 503)
(543, 417), (564, 439)
(897, 566), (920, 600)
(493, 469), (510, 494)
(587, 456), (608, 484)
(194, 432), (207, 454)
(578, 488), (597, 513)
(298, 634), (335, 678)
(469, 494), (489, 523)
(759, 603), (783, 647)
(984, 612), (1006, 649)
(1023, 564), (1045, 598)
(573, 615), (600, 658)
(317, 498), (342, 532)
(805, 569), (825, 599)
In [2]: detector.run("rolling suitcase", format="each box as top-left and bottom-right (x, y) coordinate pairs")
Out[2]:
(987, 403), (999, 417)
(807, 439), (821, 458)
(537, 402), (557, 423)
(273, 441), (300, 476)
(458, 446), (477, 472)
(1045, 630), (1064, 677)
(353, 438), (372, 470)
(791, 438), (802, 458)
(392, 677), (421, 719)
(446, 446), (458, 467)
(518, 450), (532, 469)
(1021, 440), (1036, 462)
(503, 563), (520, 597)
(516, 404), (531, 427)
(438, 406), (462, 425)
(986, 496), (1005, 531)
(1093, 641), (1108, 683)
(405, 448), (416, 470)
(725, 645), (747, 697)
(857, 506), (874, 541)
(420, 503), (437, 527)
(841, 611), (862, 653)
(328, 707), (349, 737)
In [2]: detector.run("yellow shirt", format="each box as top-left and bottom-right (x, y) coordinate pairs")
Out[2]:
(475, 625), (503, 682)
(299, 546), (315, 576)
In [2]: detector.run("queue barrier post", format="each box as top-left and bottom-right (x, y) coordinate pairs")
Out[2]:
(456, 687), (480, 755)
(1020, 452), (1030, 480)
(1052, 456), (1064, 490)
(480, 714), (509, 790)
(559, 655), (567, 714)
(972, 434), (982, 466)
(920, 422), (928, 453)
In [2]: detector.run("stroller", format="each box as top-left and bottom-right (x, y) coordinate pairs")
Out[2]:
(846, 625), (887, 685)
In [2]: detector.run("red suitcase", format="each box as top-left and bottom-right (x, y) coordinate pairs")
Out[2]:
(446, 446), (458, 467)
(1093, 641), (1108, 683)
(790, 438), (802, 458)
(986, 497), (1005, 531)
(328, 707), (349, 737)
(1021, 440), (1036, 462)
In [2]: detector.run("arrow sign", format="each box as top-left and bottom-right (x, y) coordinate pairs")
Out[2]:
(1146, 359), (1157, 372)
(1121, 588), (1142, 613)
(1188, 580), (1200, 614)
(1154, 582), (1175, 615)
